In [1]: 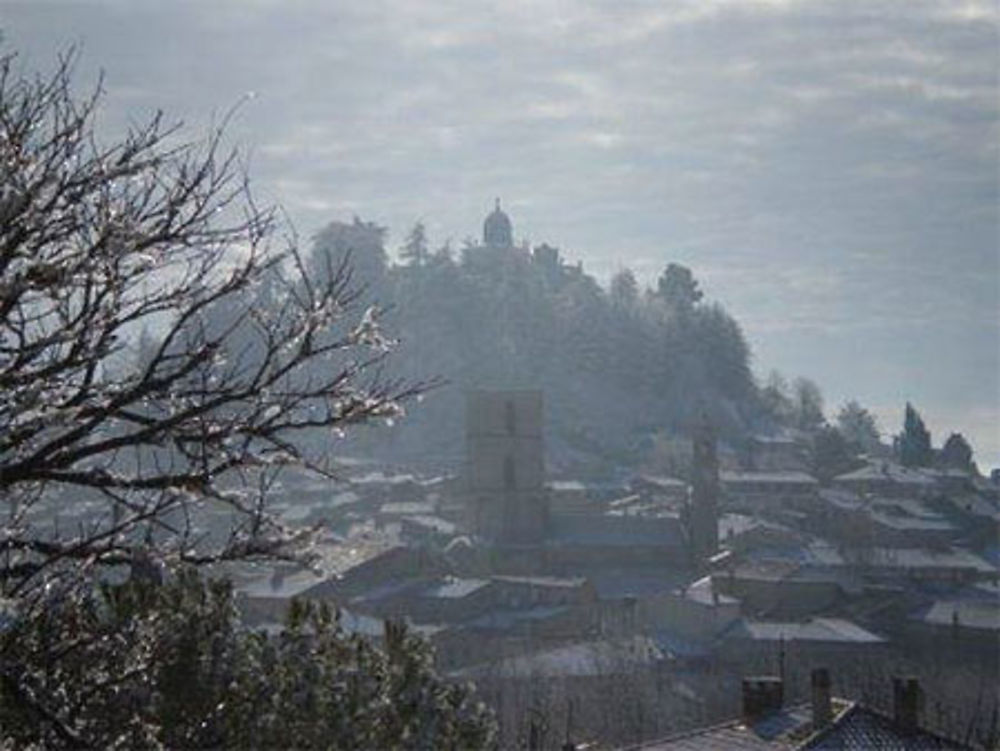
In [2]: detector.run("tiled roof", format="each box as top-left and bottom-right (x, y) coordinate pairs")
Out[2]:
(916, 599), (1000, 632)
(801, 704), (967, 749)
(550, 512), (683, 546)
(423, 577), (490, 599)
(492, 574), (588, 588)
(625, 701), (971, 750)
(722, 471), (818, 485)
(625, 703), (815, 750)
(732, 617), (885, 644)
(834, 463), (936, 486)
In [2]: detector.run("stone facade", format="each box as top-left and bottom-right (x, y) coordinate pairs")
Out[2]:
(465, 390), (550, 544)
(689, 422), (720, 568)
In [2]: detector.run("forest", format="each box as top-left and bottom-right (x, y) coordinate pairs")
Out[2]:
(276, 216), (846, 477)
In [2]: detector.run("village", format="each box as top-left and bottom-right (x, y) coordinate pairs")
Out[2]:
(224, 389), (1000, 749)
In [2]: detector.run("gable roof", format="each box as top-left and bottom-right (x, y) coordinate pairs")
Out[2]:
(623, 700), (970, 750)
(800, 703), (967, 749)
(624, 702), (817, 750)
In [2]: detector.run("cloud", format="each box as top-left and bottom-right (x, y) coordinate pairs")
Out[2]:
(0, 0), (996, 463)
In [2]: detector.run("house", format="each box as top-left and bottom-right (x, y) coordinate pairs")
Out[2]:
(619, 671), (970, 750)
(905, 597), (1000, 663)
(721, 471), (819, 513)
(745, 432), (810, 473)
(719, 618), (887, 673)
(631, 474), (690, 505)
(832, 462), (936, 499)
(712, 560), (848, 618)
(808, 544), (998, 586)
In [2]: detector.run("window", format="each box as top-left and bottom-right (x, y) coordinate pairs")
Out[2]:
(504, 455), (516, 490)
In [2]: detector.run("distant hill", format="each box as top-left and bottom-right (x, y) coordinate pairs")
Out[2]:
(283, 215), (804, 478)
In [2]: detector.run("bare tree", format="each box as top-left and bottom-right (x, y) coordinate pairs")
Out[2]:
(0, 50), (426, 600)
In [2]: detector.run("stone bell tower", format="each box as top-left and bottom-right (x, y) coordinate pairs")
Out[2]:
(465, 390), (549, 544)
(689, 418), (720, 568)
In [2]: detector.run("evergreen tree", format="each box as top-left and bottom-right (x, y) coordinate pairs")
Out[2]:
(0, 571), (497, 749)
(899, 402), (933, 467)
(836, 400), (881, 453)
(760, 371), (795, 425)
(656, 263), (703, 315)
(940, 432), (974, 471)
(400, 221), (429, 267)
(310, 217), (389, 292)
(811, 425), (862, 484)
(609, 268), (639, 312)
(793, 377), (826, 432)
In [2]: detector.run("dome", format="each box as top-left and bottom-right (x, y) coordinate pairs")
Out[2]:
(483, 198), (513, 248)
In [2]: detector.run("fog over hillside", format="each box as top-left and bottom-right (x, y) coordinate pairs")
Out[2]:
(2, 0), (996, 467)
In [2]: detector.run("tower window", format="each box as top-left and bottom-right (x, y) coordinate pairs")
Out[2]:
(505, 400), (516, 435)
(503, 455), (516, 490)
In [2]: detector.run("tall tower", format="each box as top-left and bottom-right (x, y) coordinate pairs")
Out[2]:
(483, 198), (513, 248)
(689, 419), (719, 568)
(465, 390), (549, 544)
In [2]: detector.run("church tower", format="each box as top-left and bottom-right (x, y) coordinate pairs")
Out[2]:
(483, 198), (513, 248)
(689, 419), (719, 568)
(465, 390), (549, 545)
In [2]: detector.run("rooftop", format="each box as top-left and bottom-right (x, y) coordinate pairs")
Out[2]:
(492, 574), (588, 589)
(732, 617), (885, 644)
(423, 577), (490, 599)
(624, 702), (820, 750)
(684, 575), (740, 606)
(834, 462), (936, 486)
(722, 471), (818, 485)
(915, 599), (1000, 632)
(628, 699), (967, 750)
(801, 703), (967, 749)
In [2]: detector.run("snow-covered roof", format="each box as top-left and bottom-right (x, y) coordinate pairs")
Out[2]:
(492, 574), (588, 589)
(423, 577), (490, 599)
(915, 599), (1000, 632)
(721, 471), (818, 485)
(737, 617), (885, 644)
(834, 462), (936, 486)
(683, 575), (739, 606)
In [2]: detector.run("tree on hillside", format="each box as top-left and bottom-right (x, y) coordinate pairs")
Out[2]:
(0, 49), (422, 595)
(811, 425), (863, 484)
(760, 371), (796, 425)
(309, 216), (389, 293)
(656, 263), (703, 315)
(792, 377), (825, 432)
(898, 402), (933, 467)
(400, 221), (429, 267)
(609, 267), (639, 312)
(939, 432), (974, 472)
(836, 400), (881, 454)
(693, 303), (754, 401)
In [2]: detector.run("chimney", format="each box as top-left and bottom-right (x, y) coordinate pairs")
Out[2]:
(742, 676), (783, 722)
(892, 677), (922, 735)
(811, 668), (832, 729)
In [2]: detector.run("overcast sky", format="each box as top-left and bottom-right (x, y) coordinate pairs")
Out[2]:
(3, 0), (997, 467)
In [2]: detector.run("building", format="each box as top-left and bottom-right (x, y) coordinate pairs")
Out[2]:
(483, 197), (513, 248)
(688, 421), (720, 568)
(465, 389), (550, 544)
(832, 462), (937, 499)
(620, 672), (971, 750)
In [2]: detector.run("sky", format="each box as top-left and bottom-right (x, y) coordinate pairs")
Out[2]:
(2, 0), (998, 468)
